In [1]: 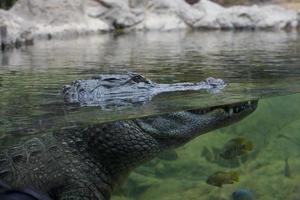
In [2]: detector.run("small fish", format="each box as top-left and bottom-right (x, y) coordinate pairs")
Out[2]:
(232, 189), (253, 200)
(206, 171), (239, 187)
(220, 137), (253, 160)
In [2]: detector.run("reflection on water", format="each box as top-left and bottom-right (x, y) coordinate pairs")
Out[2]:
(0, 31), (300, 137)
(113, 93), (300, 200)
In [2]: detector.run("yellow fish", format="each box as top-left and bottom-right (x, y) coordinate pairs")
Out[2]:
(206, 171), (239, 187)
(220, 137), (253, 160)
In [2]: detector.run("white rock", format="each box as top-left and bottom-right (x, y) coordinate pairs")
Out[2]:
(0, 0), (299, 49)
(143, 12), (188, 31)
(192, 1), (298, 29)
(0, 9), (31, 47)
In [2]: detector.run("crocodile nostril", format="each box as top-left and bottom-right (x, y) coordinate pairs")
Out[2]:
(62, 85), (71, 94)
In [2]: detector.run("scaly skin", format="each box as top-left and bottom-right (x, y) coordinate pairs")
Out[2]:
(0, 100), (258, 200)
(62, 73), (226, 109)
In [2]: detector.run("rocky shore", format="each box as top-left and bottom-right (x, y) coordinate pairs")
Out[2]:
(0, 0), (299, 50)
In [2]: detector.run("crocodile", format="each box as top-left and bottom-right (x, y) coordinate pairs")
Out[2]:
(62, 73), (226, 109)
(0, 99), (258, 200)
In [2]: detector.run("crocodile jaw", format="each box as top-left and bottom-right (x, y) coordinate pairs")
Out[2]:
(134, 100), (258, 148)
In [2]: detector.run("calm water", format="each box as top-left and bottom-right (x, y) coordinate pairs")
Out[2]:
(1, 31), (300, 137)
(1, 30), (300, 199)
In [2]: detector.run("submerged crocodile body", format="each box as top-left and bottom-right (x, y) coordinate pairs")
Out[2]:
(0, 100), (258, 200)
(62, 73), (226, 109)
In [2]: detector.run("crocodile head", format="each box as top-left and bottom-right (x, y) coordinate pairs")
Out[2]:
(62, 73), (155, 107)
(62, 73), (226, 109)
(134, 100), (258, 148)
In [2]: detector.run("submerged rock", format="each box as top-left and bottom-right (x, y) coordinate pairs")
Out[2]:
(0, 0), (299, 49)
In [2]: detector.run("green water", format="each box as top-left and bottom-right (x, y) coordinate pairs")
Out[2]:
(112, 93), (300, 200)
(1, 31), (300, 199)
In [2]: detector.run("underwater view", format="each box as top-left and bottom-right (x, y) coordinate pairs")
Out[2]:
(113, 93), (300, 200)
(0, 30), (300, 200)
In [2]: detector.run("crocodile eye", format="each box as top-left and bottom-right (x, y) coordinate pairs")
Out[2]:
(130, 75), (150, 84)
(102, 77), (119, 81)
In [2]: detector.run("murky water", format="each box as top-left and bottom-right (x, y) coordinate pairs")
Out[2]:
(0, 30), (300, 199)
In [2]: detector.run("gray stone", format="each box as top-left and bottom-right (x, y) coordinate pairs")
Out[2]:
(0, 0), (298, 50)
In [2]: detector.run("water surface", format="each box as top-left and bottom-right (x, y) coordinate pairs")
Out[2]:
(0, 31), (300, 139)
